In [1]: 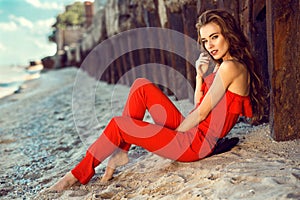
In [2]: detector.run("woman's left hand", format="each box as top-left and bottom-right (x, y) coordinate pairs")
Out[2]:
(195, 52), (210, 77)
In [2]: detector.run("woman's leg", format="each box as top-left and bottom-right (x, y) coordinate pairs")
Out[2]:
(49, 116), (200, 191)
(102, 116), (200, 162)
(123, 78), (184, 126)
(119, 78), (185, 151)
(73, 78), (184, 183)
(102, 78), (185, 180)
(49, 78), (187, 190)
(72, 115), (200, 185)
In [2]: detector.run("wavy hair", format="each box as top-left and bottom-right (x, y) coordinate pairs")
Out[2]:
(195, 9), (267, 124)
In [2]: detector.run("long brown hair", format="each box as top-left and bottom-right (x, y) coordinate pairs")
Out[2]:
(196, 9), (267, 124)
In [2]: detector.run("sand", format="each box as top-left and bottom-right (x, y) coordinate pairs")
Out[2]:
(0, 67), (299, 200)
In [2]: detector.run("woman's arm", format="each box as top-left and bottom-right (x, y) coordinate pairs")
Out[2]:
(194, 53), (210, 105)
(213, 63), (220, 73)
(194, 75), (204, 105)
(195, 63), (220, 105)
(176, 61), (241, 132)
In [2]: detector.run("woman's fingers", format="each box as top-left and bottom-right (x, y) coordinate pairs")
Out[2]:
(199, 52), (210, 59)
(195, 52), (210, 76)
(196, 53), (210, 66)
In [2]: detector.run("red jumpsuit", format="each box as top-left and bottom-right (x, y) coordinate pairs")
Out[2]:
(71, 74), (253, 184)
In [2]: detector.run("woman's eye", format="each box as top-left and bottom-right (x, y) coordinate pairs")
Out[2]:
(202, 40), (207, 43)
(212, 35), (218, 39)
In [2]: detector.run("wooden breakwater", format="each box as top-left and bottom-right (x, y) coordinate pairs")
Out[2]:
(44, 0), (300, 141)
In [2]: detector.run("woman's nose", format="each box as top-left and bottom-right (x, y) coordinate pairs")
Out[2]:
(207, 40), (213, 49)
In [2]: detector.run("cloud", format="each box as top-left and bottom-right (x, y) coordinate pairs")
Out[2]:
(32, 17), (56, 35)
(36, 18), (56, 29)
(9, 15), (33, 29)
(6, 15), (54, 33)
(32, 39), (56, 59)
(0, 43), (6, 51)
(33, 40), (52, 50)
(25, 0), (62, 10)
(0, 21), (18, 31)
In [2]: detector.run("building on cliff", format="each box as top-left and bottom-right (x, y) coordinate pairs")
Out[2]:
(43, 1), (95, 69)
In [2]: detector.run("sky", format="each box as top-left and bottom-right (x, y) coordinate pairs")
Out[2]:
(0, 0), (92, 68)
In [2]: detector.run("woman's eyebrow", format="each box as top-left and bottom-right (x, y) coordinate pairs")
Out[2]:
(201, 32), (219, 40)
(209, 32), (218, 37)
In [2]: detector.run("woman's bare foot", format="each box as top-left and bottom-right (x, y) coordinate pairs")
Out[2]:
(100, 150), (129, 182)
(48, 172), (78, 192)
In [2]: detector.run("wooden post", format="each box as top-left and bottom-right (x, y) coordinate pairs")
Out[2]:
(196, 0), (216, 14)
(266, 0), (300, 141)
(126, 33), (137, 85)
(165, 3), (188, 100)
(182, 2), (198, 102)
(136, 33), (148, 79)
(252, 0), (269, 90)
(144, 1), (163, 86)
(239, 0), (252, 39)
(156, 0), (171, 94)
(118, 38), (128, 85)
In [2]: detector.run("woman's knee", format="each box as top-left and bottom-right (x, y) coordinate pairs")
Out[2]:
(109, 116), (130, 132)
(133, 78), (151, 85)
(131, 78), (152, 90)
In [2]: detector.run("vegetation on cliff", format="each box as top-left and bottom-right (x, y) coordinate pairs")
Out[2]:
(48, 2), (85, 43)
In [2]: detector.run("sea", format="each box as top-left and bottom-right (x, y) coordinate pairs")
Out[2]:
(0, 65), (41, 99)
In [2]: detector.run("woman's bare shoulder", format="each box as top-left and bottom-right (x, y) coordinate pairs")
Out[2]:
(219, 60), (250, 95)
(218, 60), (246, 77)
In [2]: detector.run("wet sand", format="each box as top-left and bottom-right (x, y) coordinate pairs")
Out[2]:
(0, 67), (299, 200)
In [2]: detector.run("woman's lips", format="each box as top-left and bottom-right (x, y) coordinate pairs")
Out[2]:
(210, 50), (218, 56)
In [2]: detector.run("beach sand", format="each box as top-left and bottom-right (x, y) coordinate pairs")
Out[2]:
(0, 67), (299, 200)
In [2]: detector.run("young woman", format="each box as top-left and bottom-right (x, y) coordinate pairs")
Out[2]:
(49, 9), (265, 191)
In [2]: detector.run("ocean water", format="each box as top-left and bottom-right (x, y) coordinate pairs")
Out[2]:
(0, 66), (33, 99)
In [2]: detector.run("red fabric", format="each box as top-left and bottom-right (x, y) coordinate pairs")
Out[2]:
(196, 73), (252, 149)
(71, 77), (252, 184)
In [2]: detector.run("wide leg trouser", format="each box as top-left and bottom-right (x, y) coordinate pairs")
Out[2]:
(71, 78), (206, 184)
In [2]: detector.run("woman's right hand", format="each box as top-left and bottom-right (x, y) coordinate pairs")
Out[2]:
(195, 52), (210, 77)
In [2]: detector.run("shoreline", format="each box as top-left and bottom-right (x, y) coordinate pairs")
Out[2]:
(0, 65), (43, 100)
(0, 67), (299, 200)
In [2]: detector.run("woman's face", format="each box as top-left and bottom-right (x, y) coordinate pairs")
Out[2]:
(200, 22), (232, 61)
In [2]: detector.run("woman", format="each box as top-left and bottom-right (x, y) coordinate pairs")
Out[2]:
(49, 9), (265, 191)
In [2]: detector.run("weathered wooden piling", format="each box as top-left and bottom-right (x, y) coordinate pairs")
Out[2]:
(266, 0), (300, 141)
(55, 0), (299, 141)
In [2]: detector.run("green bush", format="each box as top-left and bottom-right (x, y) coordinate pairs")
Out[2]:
(55, 2), (85, 29)
(48, 2), (85, 43)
